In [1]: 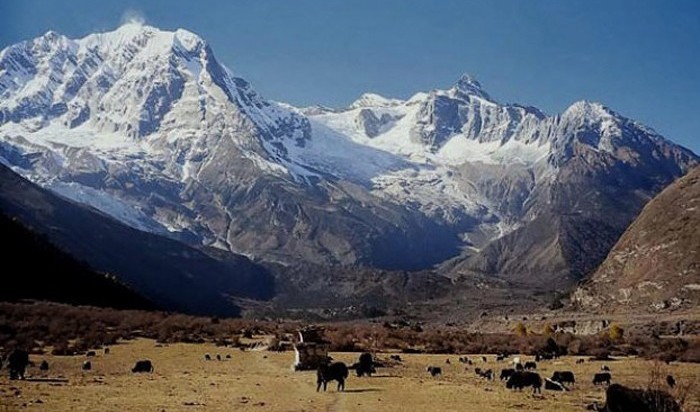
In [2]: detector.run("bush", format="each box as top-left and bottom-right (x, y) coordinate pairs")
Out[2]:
(3, 302), (700, 362)
(609, 324), (625, 341)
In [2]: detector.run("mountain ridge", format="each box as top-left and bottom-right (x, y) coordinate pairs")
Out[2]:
(0, 23), (696, 296)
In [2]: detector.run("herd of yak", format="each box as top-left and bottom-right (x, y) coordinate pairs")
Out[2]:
(0, 347), (153, 378)
(317, 352), (683, 412)
(0, 348), (684, 411)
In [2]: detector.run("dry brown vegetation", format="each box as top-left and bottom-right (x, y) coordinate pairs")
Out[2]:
(1, 302), (699, 366)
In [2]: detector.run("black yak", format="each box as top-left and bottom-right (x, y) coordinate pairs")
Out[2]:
(7, 349), (29, 380)
(427, 366), (442, 377)
(317, 362), (349, 392)
(506, 371), (542, 394)
(551, 371), (575, 385)
(593, 372), (612, 386)
(597, 383), (680, 412)
(500, 368), (515, 381)
(355, 353), (375, 377)
(132, 360), (154, 373)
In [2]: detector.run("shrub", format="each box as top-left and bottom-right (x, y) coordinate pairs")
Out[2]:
(609, 324), (625, 341)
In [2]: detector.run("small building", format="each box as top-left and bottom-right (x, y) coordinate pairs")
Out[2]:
(293, 327), (331, 371)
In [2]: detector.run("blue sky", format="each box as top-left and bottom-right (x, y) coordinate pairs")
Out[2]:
(2, 0), (699, 153)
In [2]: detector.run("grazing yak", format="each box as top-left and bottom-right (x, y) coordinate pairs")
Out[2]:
(104, 347), (110, 355)
(427, 366), (442, 377)
(445, 358), (451, 364)
(317, 362), (349, 392)
(226, 354), (232, 359)
(524, 361), (537, 370)
(39, 360), (49, 371)
(477, 369), (493, 380)
(602, 365), (611, 372)
(576, 359), (585, 364)
(506, 371), (542, 394)
(216, 354), (221, 361)
(540, 353), (554, 361)
(82, 361), (92, 371)
(500, 368), (516, 381)
(204, 354), (212, 361)
(132, 360), (154, 373)
(666, 375), (676, 389)
(86, 351), (96, 357)
(390, 355), (402, 362)
(551, 371), (576, 385)
(593, 383), (680, 412)
(593, 372), (612, 386)
(355, 353), (375, 377)
(515, 363), (524, 371)
(7, 349), (30, 380)
(481, 356), (488, 363)
(544, 378), (568, 391)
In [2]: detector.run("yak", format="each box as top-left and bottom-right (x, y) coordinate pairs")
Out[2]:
(427, 366), (442, 377)
(317, 362), (349, 392)
(551, 371), (575, 385)
(132, 360), (154, 373)
(500, 368), (516, 381)
(595, 384), (680, 412)
(355, 353), (375, 377)
(7, 349), (29, 380)
(506, 371), (542, 394)
(524, 361), (537, 370)
(544, 378), (568, 391)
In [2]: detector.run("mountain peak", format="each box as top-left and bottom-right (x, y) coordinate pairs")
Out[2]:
(452, 73), (491, 100)
(113, 21), (158, 36)
(41, 30), (61, 40)
(78, 23), (207, 57)
(35, 30), (72, 49)
(348, 92), (404, 110)
(563, 100), (617, 121)
(173, 28), (206, 52)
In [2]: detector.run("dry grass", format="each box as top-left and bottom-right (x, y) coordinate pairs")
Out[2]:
(1, 338), (699, 412)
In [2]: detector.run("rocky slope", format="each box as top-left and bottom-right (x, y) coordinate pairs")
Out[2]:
(0, 23), (697, 294)
(572, 166), (700, 312)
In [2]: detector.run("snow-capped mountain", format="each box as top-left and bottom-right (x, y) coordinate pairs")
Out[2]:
(0, 23), (697, 287)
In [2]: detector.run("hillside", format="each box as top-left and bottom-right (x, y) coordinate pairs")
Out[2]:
(0, 163), (274, 316)
(0, 212), (154, 310)
(573, 166), (700, 312)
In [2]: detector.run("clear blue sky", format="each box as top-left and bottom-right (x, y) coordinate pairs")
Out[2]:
(1, 0), (699, 153)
